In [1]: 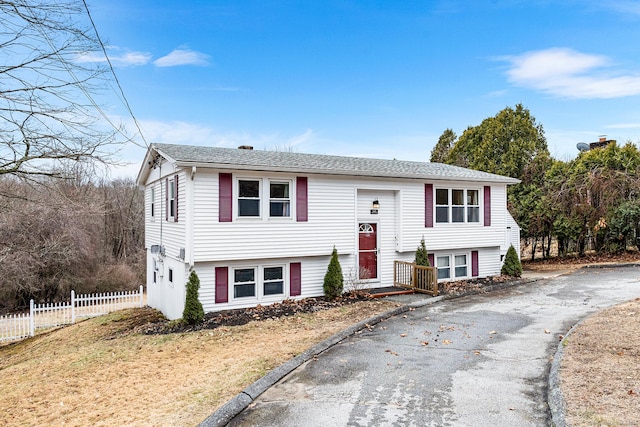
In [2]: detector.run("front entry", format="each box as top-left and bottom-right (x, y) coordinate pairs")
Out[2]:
(358, 223), (378, 280)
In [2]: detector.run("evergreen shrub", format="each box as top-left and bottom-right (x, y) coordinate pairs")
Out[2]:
(183, 270), (205, 324)
(323, 247), (344, 299)
(501, 245), (522, 277)
(414, 237), (430, 267)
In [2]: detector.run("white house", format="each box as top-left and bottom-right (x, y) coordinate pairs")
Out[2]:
(136, 143), (521, 320)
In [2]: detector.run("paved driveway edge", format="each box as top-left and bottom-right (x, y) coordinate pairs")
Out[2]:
(198, 296), (446, 427)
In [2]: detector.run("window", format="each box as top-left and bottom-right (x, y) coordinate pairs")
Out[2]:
(234, 268), (256, 298)
(151, 187), (155, 218)
(153, 271), (157, 283)
(452, 189), (464, 223)
(437, 256), (450, 280)
(455, 254), (468, 277)
(467, 190), (479, 222)
(238, 180), (260, 217)
(236, 178), (294, 219)
(168, 268), (173, 283)
(435, 188), (480, 224)
(436, 254), (470, 280)
(169, 180), (175, 218)
(263, 266), (284, 295)
(435, 189), (449, 223)
(269, 182), (290, 217)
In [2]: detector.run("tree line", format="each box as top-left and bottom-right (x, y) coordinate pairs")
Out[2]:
(431, 104), (640, 260)
(0, 170), (144, 312)
(1, 1), (139, 312)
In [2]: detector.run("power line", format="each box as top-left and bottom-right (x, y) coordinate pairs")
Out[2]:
(82, 0), (150, 149)
(21, 0), (145, 150)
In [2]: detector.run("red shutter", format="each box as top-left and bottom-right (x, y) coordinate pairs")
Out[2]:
(174, 175), (179, 222)
(290, 262), (302, 296)
(215, 267), (228, 303)
(165, 177), (169, 221)
(472, 251), (479, 277)
(428, 254), (435, 267)
(425, 184), (433, 228)
(484, 186), (491, 226)
(219, 173), (232, 222)
(296, 177), (308, 222)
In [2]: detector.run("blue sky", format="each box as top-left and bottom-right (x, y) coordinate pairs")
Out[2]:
(86, 0), (640, 178)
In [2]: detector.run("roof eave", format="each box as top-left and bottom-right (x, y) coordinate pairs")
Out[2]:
(172, 160), (520, 184)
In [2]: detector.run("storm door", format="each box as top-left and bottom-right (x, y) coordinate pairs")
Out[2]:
(358, 223), (378, 280)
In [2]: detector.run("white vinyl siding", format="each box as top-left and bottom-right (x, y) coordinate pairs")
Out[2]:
(193, 172), (355, 261)
(143, 158), (517, 317)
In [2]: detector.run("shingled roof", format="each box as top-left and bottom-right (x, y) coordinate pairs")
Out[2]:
(144, 143), (520, 184)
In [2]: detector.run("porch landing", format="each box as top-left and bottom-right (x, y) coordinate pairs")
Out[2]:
(365, 286), (415, 298)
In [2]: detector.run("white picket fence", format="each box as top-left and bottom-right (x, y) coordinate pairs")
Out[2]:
(0, 286), (144, 343)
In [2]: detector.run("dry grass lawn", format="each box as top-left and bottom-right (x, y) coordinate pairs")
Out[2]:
(0, 299), (399, 426)
(561, 298), (640, 427)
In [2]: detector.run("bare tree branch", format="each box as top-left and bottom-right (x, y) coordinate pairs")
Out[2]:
(1, 0), (121, 180)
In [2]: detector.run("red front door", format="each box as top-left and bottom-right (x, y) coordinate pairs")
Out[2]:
(358, 223), (377, 279)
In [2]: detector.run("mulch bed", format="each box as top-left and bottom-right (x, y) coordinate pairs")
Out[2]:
(137, 291), (374, 335)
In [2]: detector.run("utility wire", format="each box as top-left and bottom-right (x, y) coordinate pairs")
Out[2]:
(21, 0), (145, 150)
(82, 0), (150, 149)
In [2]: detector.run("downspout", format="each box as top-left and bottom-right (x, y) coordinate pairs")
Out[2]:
(188, 166), (196, 269)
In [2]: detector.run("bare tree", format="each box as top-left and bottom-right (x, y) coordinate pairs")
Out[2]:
(0, 0), (120, 180)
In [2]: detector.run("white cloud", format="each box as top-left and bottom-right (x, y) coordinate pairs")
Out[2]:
(153, 49), (210, 67)
(599, 0), (640, 15)
(76, 49), (152, 67)
(502, 48), (640, 99)
(605, 122), (640, 129)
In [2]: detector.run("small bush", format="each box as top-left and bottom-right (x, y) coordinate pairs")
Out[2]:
(323, 247), (344, 299)
(183, 270), (205, 324)
(501, 245), (522, 277)
(414, 237), (431, 267)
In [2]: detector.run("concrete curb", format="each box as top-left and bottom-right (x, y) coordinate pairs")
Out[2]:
(198, 295), (445, 427)
(548, 320), (584, 427)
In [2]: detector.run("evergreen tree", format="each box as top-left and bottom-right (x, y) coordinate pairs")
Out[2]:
(414, 237), (430, 267)
(183, 270), (205, 324)
(501, 245), (522, 277)
(323, 247), (344, 299)
(430, 129), (457, 163)
(446, 104), (549, 180)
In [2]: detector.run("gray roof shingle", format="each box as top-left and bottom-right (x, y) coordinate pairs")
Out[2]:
(151, 143), (520, 184)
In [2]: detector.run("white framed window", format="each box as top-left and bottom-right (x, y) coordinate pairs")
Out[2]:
(467, 190), (479, 222)
(435, 189), (449, 223)
(168, 268), (173, 283)
(235, 177), (295, 220)
(263, 266), (284, 295)
(169, 180), (176, 218)
(436, 253), (470, 280)
(455, 254), (468, 277)
(269, 181), (290, 217)
(238, 180), (261, 217)
(231, 265), (286, 300)
(437, 256), (450, 279)
(435, 188), (480, 224)
(234, 267), (257, 298)
(151, 187), (155, 218)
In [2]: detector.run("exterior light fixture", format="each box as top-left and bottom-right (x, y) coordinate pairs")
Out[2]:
(370, 199), (380, 215)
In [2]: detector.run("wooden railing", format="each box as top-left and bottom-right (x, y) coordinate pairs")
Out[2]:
(394, 261), (438, 296)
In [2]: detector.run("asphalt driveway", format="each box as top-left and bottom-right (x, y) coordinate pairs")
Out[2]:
(223, 266), (640, 426)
